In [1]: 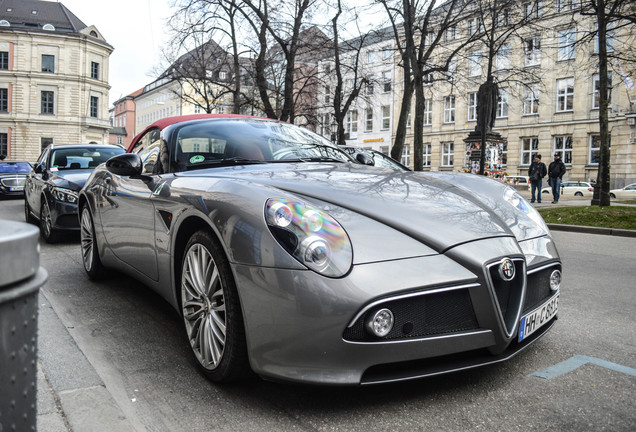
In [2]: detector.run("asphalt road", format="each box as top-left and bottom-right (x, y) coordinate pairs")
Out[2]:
(1, 196), (634, 431)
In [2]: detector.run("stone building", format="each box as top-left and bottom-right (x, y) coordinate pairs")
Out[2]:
(0, 0), (112, 161)
(394, 3), (636, 188)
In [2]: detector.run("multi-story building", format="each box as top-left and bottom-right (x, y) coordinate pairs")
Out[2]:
(317, 27), (397, 155)
(109, 88), (143, 149)
(0, 0), (112, 161)
(395, 3), (635, 188)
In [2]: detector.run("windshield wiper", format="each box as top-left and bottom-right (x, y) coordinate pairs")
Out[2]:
(185, 158), (268, 170)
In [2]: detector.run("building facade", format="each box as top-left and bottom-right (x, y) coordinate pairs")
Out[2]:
(109, 87), (142, 149)
(395, 4), (636, 188)
(0, 0), (112, 161)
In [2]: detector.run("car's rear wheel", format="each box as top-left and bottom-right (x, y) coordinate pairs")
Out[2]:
(180, 230), (249, 382)
(40, 198), (58, 243)
(24, 199), (36, 224)
(80, 206), (105, 279)
(574, 191), (583, 197)
(610, 193), (616, 199)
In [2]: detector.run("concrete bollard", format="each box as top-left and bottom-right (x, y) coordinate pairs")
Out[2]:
(0, 220), (48, 432)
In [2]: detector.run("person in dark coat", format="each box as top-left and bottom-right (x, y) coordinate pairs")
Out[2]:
(528, 154), (547, 203)
(548, 153), (567, 203)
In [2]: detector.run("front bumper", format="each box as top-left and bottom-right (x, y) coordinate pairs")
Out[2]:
(50, 200), (80, 231)
(233, 236), (561, 385)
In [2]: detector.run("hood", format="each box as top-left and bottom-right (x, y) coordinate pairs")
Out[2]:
(178, 163), (524, 252)
(48, 169), (91, 191)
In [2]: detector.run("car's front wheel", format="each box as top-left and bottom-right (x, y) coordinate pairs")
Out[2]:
(80, 206), (105, 279)
(24, 198), (36, 224)
(180, 230), (250, 382)
(40, 198), (58, 243)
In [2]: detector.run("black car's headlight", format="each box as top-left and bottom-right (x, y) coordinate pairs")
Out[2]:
(265, 198), (353, 277)
(52, 188), (78, 204)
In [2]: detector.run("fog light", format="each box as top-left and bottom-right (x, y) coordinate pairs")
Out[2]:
(366, 308), (394, 337)
(549, 269), (562, 291)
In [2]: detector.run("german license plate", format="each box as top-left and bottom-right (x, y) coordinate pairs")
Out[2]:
(9, 186), (24, 191)
(518, 292), (559, 342)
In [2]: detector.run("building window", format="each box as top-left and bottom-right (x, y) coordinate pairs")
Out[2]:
(524, 36), (541, 66)
(422, 143), (431, 168)
(521, 137), (539, 165)
(91, 61), (99, 79)
(523, 1), (543, 19)
(424, 99), (432, 125)
(442, 142), (454, 167)
(593, 26), (614, 53)
(381, 105), (390, 130)
(116, 136), (123, 145)
(523, 84), (539, 115)
(496, 44), (510, 71)
(557, 0), (576, 12)
(42, 54), (55, 73)
(589, 135), (600, 165)
(0, 88), (7, 112)
(423, 71), (433, 85)
(446, 57), (457, 83)
(365, 109), (373, 132)
(556, 78), (574, 112)
(0, 132), (7, 156)
(406, 112), (411, 129)
(346, 110), (358, 137)
(469, 51), (482, 77)
(41, 137), (53, 152)
(41, 91), (54, 114)
(444, 96), (455, 123)
(324, 85), (330, 104)
(382, 47), (392, 60)
(219, 71), (227, 80)
(497, 88), (509, 118)
(366, 76), (374, 95)
(382, 71), (391, 93)
(554, 135), (573, 164)
(367, 51), (375, 63)
(558, 28), (576, 61)
(0, 51), (8, 70)
(592, 73), (612, 108)
(467, 92), (477, 121)
(467, 18), (476, 36)
(401, 145), (410, 167)
(445, 25), (458, 42)
(90, 96), (99, 118)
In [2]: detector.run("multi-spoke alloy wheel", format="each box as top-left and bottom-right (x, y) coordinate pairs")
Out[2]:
(80, 206), (105, 279)
(180, 231), (249, 382)
(40, 198), (57, 243)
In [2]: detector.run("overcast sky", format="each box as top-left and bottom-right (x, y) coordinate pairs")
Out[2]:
(58, 0), (174, 106)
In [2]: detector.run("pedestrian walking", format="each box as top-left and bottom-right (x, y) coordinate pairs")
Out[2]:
(528, 154), (547, 203)
(548, 153), (567, 203)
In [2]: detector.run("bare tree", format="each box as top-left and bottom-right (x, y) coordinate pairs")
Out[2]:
(578, 0), (636, 206)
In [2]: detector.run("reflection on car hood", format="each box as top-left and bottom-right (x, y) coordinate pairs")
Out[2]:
(178, 163), (536, 252)
(48, 170), (91, 191)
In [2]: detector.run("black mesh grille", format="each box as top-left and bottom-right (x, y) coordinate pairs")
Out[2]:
(343, 288), (479, 342)
(524, 265), (559, 312)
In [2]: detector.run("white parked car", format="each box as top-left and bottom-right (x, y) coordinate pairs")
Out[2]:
(610, 183), (636, 199)
(542, 181), (594, 197)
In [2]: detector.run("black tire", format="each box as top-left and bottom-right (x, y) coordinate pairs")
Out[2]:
(574, 192), (583, 197)
(24, 198), (37, 224)
(610, 193), (616, 199)
(40, 197), (59, 243)
(542, 190), (549, 194)
(180, 230), (250, 382)
(80, 205), (105, 279)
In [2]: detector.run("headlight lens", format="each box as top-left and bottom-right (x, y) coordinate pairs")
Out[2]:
(52, 188), (78, 204)
(265, 198), (353, 277)
(503, 187), (548, 232)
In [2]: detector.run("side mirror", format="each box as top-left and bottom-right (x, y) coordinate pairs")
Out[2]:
(106, 153), (143, 177)
(34, 164), (43, 174)
(355, 153), (375, 166)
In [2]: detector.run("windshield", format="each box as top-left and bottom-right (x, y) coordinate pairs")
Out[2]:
(49, 147), (125, 170)
(174, 119), (353, 171)
(0, 162), (31, 173)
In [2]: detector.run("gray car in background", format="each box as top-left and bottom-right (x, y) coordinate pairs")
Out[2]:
(78, 114), (562, 385)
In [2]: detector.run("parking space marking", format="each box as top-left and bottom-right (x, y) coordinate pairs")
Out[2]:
(530, 355), (636, 380)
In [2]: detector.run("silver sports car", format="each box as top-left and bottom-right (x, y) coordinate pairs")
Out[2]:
(79, 114), (561, 385)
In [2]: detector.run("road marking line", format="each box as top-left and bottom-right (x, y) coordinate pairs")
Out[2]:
(530, 355), (636, 380)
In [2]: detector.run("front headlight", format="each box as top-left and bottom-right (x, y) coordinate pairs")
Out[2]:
(503, 187), (548, 232)
(265, 198), (353, 277)
(52, 188), (78, 204)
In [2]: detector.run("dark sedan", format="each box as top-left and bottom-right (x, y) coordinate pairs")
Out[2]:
(24, 144), (125, 242)
(0, 160), (32, 197)
(78, 114), (561, 385)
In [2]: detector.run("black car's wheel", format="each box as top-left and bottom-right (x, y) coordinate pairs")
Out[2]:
(180, 230), (249, 382)
(80, 206), (105, 279)
(40, 197), (59, 243)
(24, 198), (36, 224)
(574, 191), (583, 197)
